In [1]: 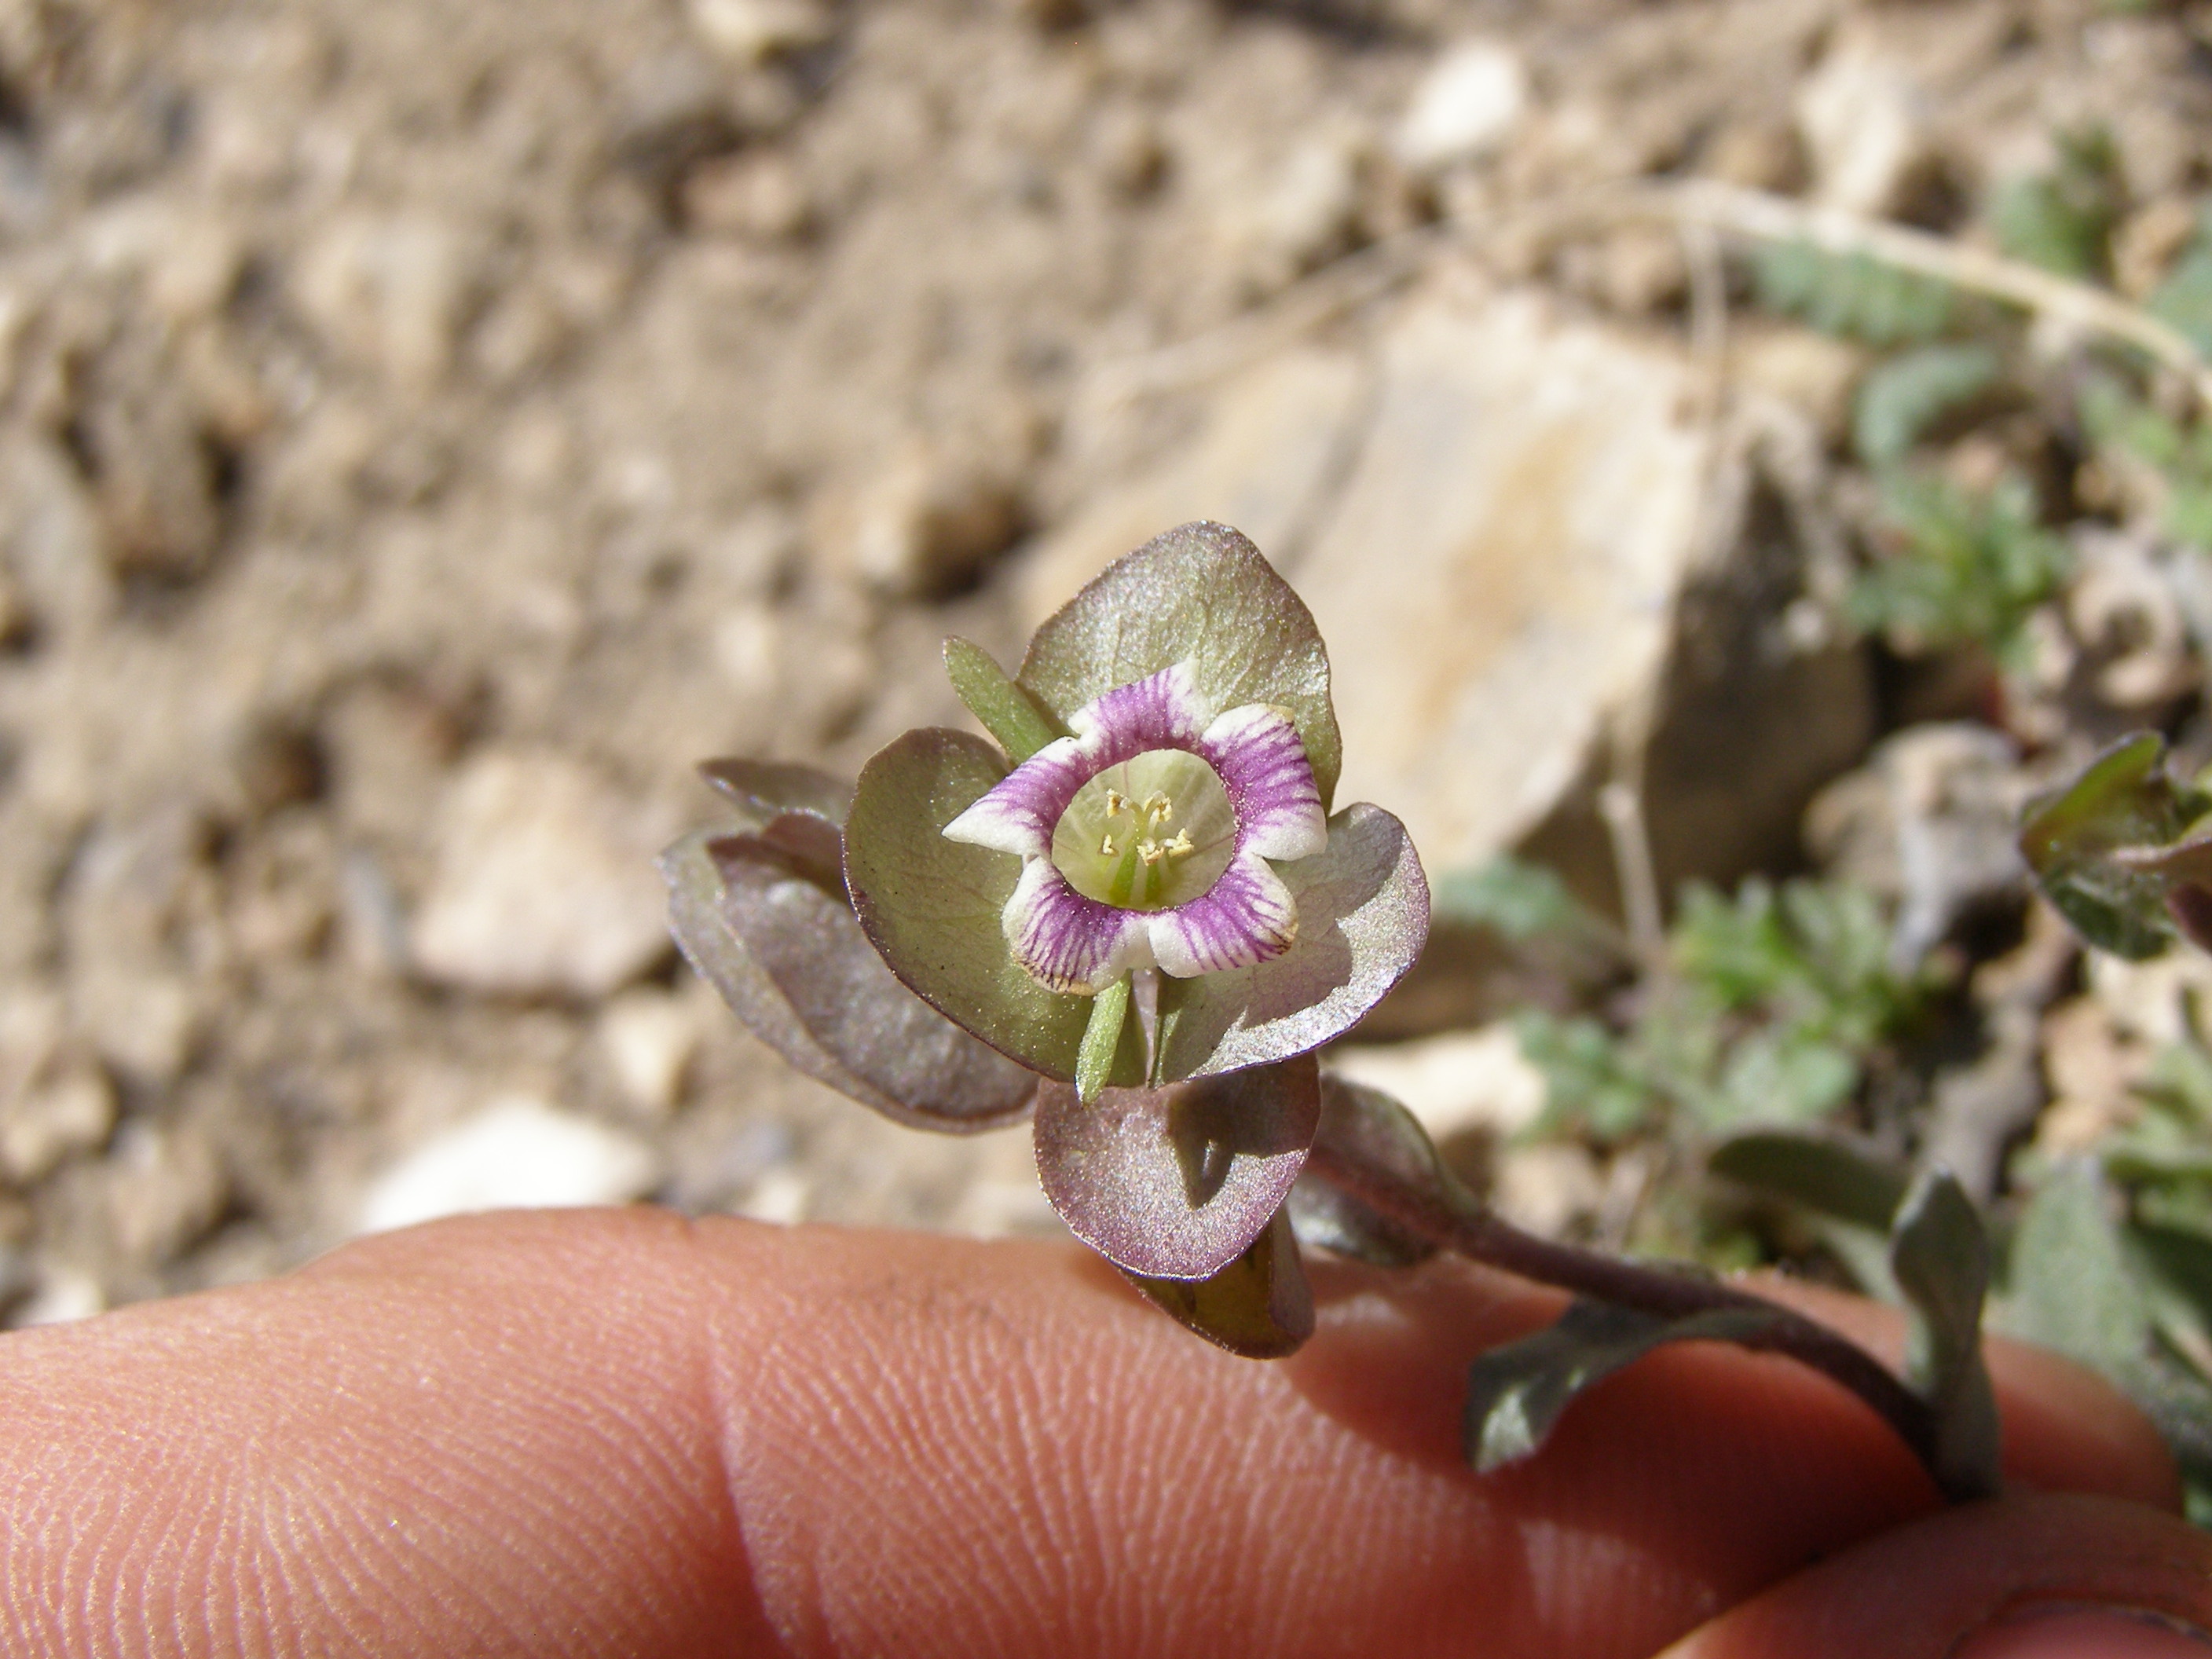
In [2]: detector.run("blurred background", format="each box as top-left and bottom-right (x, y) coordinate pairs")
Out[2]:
(3, 0), (2212, 1413)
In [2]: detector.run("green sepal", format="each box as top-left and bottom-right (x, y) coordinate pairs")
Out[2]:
(1077, 976), (1131, 1104)
(943, 637), (1066, 763)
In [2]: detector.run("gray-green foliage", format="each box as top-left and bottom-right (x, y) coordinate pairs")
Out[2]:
(1752, 242), (1957, 346)
(1990, 126), (2125, 281)
(1518, 875), (1935, 1140)
(2082, 376), (2212, 552)
(1851, 343), (2001, 468)
(1846, 471), (2073, 673)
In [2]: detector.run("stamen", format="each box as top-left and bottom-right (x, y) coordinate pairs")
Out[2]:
(1142, 792), (1172, 826)
(1166, 829), (1193, 859)
(1104, 789), (1129, 819)
(1099, 833), (1117, 857)
(1137, 838), (1166, 866)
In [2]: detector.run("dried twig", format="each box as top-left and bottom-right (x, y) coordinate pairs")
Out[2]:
(1085, 180), (2212, 412)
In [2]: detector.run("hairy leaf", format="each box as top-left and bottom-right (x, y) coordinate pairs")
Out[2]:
(943, 636), (1065, 763)
(1890, 1167), (2003, 1501)
(1033, 1054), (1321, 1278)
(1464, 1299), (1793, 1473)
(1128, 1206), (1315, 1357)
(1287, 1073), (1452, 1266)
(1709, 1128), (1910, 1232)
(2002, 1157), (2155, 1371)
(697, 758), (854, 826)
(844, 727), (1144, 1086)
(696, 758), (851, 883)
(711, 837), (1038, 1130)
(1017, 521), (1343, 812)
(663, 829), (1038, 1130)
(1159, 804), (1430, 1079)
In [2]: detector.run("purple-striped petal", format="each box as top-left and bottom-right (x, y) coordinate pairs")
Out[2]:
(1147, 850), (1298, 978)
(944, 663), (1220, 860)
(1067, 659), (1212, 749)
(1003, 856), (1151, 994)
(1196, 702), (1327, 862)
(942, 732), (1090, 859)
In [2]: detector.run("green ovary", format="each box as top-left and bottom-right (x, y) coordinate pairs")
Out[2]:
(1050, 748), (1236, 910)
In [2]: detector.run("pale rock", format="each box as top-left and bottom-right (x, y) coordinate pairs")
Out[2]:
(683, 151), (813, 241)
(358, 1096), (660, 1235)
(1291, 290), (1706, 873)
(1794, 38), (1932, 217)
(60, 808), (216, 1086)
(2087, 949), (2212, 1052)
(687, 0), (832, 64)
(295, 213), (476, 390)
(842, 443), (1024, 599)
(1327, 1025), (1546, 1144)
(738, 1166), (810, 1225)
(1221, 130), (1364, 294)
(1729, 325), (1868, 445)
(0, 1068), (114, 1184)
(1017, 348), (1370, 623)
(2115, 197), (2201, 302)
(1492, 1142), (1602, 1239)
(9, 1265), (104, 1328)
(1805, 724), (2027, 967)
(409, 750), (675, 999)
(1394, 40), (1529, 174)
(101, 1119), (227, 1267)
(598, 988), (701, 1118)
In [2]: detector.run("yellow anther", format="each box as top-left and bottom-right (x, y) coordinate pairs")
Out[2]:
(1104, 790), (1130, 819)
(1099, 833), (1117, 857)
(1143, 792), (1173, 826)
(1137, 838), (1166, 866)
(1166, 829), (1193, 859)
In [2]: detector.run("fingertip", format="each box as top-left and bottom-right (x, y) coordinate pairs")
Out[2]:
(1659, 1494), (2212, 1659)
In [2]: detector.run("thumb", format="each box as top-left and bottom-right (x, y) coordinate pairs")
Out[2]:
(1658, 1492), (2212, 1659)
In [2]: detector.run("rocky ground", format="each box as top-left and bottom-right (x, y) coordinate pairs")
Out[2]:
(1, 0), (2209, 1326)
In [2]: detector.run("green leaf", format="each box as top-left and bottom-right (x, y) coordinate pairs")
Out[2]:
(1033, 1055), (1321, 1280)
(1852, 343), (2001, 467)
(844, 727), (1140, 1085)
(2001, 1158), (2155, 1372)
(1708, 1030), (1859, 1130)
(1890, 1168), (2003, 1501)
(1463, 1298), (1793, 1473)
(1710, 1128), (1911, 1232)
(1286, 1169), (1435, 1267)
(1128, 1206), (1316, 1358)
(1017, 521), (1343, 812)
(660, 829), (1038, 1130)
(1157, 803), (1430, 1081)
(2019, 732), (2196, 960)
(943, 637), (1065, 763)
(1076, 975), (1130, 1104)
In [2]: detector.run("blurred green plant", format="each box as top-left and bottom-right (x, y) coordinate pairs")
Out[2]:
(1990, 126), (2125, 282)
(1845, 471), (2073, 674)
(1751, 241), (1958, 346)
(1514, 873), (1940, 1142)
